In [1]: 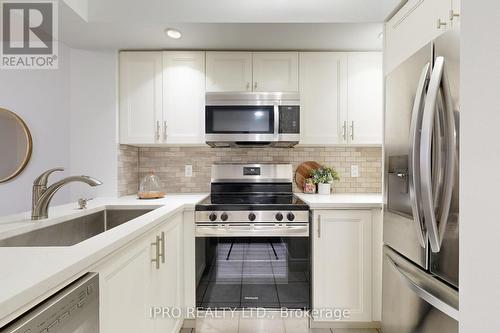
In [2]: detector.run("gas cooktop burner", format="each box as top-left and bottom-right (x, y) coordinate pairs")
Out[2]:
(195, 194), (309, 211)
(195, 164), (309, 224)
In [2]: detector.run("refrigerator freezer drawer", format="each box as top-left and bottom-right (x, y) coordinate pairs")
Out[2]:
(382, 246), (458, 333)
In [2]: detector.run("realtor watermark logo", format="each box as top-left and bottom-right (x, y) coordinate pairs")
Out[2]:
(1, 0), (58, 69)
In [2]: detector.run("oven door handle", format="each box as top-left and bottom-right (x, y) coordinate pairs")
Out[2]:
(195, 223), (309, 237)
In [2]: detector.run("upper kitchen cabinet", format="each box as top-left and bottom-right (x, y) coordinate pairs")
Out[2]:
(299, 52), (347, 145)
(385, 0), (459, 74)
(119, 51), (206, 145)
(347, 53), (383, 145)
(252, 52), (299, 92)
(163, 51), (205, 144)
(206, 52), (253, 92)
(205, 51), (299, 92)
(119, 52), (163, 145)
(299, 52), (382, 145)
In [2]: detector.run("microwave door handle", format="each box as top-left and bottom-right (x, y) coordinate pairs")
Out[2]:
(408, 62), (431, 248)
(274, 105), (280, 140)
(420, 57), (456, 253)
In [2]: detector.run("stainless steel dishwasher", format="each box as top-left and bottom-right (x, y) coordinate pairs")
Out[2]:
(0, 273), (99, 333)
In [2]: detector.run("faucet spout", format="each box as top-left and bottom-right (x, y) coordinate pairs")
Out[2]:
(31, 172), (102, 220)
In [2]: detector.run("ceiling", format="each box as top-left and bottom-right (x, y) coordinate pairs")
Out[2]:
(59, 0), (403, 51)
(87, 0), (402, 23)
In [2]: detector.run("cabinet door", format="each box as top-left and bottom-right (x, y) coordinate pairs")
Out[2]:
(206, 52), (253, 92)
(152, 214), (184, 333)
(252, 52), (299, 92)
(347, 53), (383, 145)
(163, 51), (205, 144)
(384, 0), (451, 74)
(99, 238), (153, 333)
(299, 52), (347, 145)
(313, 210), (372, 322)
(119, 52), (163, 144)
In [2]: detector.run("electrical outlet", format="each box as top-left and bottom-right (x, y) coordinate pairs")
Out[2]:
(185, 165), (193, 177)
(351, 165), (360, 178)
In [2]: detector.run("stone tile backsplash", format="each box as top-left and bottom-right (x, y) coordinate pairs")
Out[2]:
(118, 145), (382, 196)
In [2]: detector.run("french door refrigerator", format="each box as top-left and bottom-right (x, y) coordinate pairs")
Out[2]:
(382, 29), (459, 333)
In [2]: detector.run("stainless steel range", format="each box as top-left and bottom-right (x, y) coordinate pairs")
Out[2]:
(194, 164), (310, 309)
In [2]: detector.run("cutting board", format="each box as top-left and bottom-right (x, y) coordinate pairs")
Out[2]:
(295, 161), (322, 190)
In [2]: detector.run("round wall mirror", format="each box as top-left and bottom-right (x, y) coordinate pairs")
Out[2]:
(0, 108), (33, 183)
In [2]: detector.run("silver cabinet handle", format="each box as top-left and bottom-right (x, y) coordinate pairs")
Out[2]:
(246, 82), (250, 90)
(163, 121), (167, 141)
(385, 254), (459, 320)
(159, 231), (165, 263)
(342, 121), (347, 142)
(254, 82), (257, 90)
(436, 18), (447, 29)
(408, 62), (431, 248)
(151, 235), (161, 269)
(156, 121), (160, 141)
(317, 216), (321, 238)
(449, 10), (460, 21)
(419, 56), (456, 253)
(349, 121), (354, 141)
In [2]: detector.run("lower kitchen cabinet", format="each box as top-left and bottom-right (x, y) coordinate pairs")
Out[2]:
(152, 213), (184, 333)
(97, 212), (184, 333)
(312, 209), (375, 323)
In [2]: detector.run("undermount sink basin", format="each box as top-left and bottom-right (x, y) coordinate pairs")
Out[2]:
(0, 209), (155, 247)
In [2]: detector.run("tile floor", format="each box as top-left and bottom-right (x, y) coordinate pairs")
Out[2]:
(179, 312), (380, 333)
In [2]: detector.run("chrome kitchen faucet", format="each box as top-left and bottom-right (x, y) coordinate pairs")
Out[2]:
(31, 168), (102, 220)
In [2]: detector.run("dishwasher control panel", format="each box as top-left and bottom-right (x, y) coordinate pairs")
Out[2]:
(0, 273), (99, 333)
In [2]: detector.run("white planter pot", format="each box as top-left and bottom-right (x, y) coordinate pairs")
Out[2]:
(317, 183), (331, 195)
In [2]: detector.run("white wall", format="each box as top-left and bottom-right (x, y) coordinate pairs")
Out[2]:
(0, 45), (119, 216)
(0, 43), (71, 215)
(460, 1), (500, 331)
(68, 48), (118, 201)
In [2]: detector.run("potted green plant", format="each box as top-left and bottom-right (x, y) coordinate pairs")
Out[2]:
(310, 166), (340, 195)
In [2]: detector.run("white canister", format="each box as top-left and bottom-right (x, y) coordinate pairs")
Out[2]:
(317, 183), (331, 195)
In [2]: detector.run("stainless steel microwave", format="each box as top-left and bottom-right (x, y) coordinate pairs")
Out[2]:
(205, 92), (300, 148)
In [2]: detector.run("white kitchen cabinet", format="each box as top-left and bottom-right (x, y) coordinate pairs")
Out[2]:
(299, 52), (347, 145)
(99, 237), (153, 333)
(163, 51), (205, 144)
(98, 213), (185, 333)
(384, 0), (455, 74)
(206, 52), (299, 92)
(206, 52), (253, 92)
(312, 210), (373, 322)
(252, 52), (299, 92)
(152, 213), (184, 333)
(347, 53), (383, 145)
(119, 52), (163, 144)
(299, 52), (382, 145)
(119, 51), (206, 145)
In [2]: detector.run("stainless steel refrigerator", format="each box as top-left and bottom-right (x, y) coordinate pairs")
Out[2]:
(382, 29), (459, 333)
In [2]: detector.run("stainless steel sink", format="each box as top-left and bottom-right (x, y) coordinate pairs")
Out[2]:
(0, 209), (155, 247)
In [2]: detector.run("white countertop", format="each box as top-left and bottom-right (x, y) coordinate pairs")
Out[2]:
(295, 193), (382, 209)
(0, 194), (208, 326)
(0, 192), (381, 325)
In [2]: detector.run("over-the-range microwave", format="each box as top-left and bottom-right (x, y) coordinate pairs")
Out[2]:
(205, 92), (300, 148)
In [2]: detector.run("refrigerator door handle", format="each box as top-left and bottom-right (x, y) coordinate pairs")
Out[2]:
(385, 254), (459, 320)
(408, 62), (431, 248)
(419, 56), (456, 253)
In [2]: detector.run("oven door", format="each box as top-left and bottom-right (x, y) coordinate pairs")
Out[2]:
(195, 224), (310, 310)
(205, 105), (277, 144)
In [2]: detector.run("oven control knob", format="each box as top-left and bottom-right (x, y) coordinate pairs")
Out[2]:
(209, 213), (217, 222)
(275, 213), (284, 221)
(248, 213), (256, 221)
(287, 212), (295, 221)
(221, 213), (228, 221)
